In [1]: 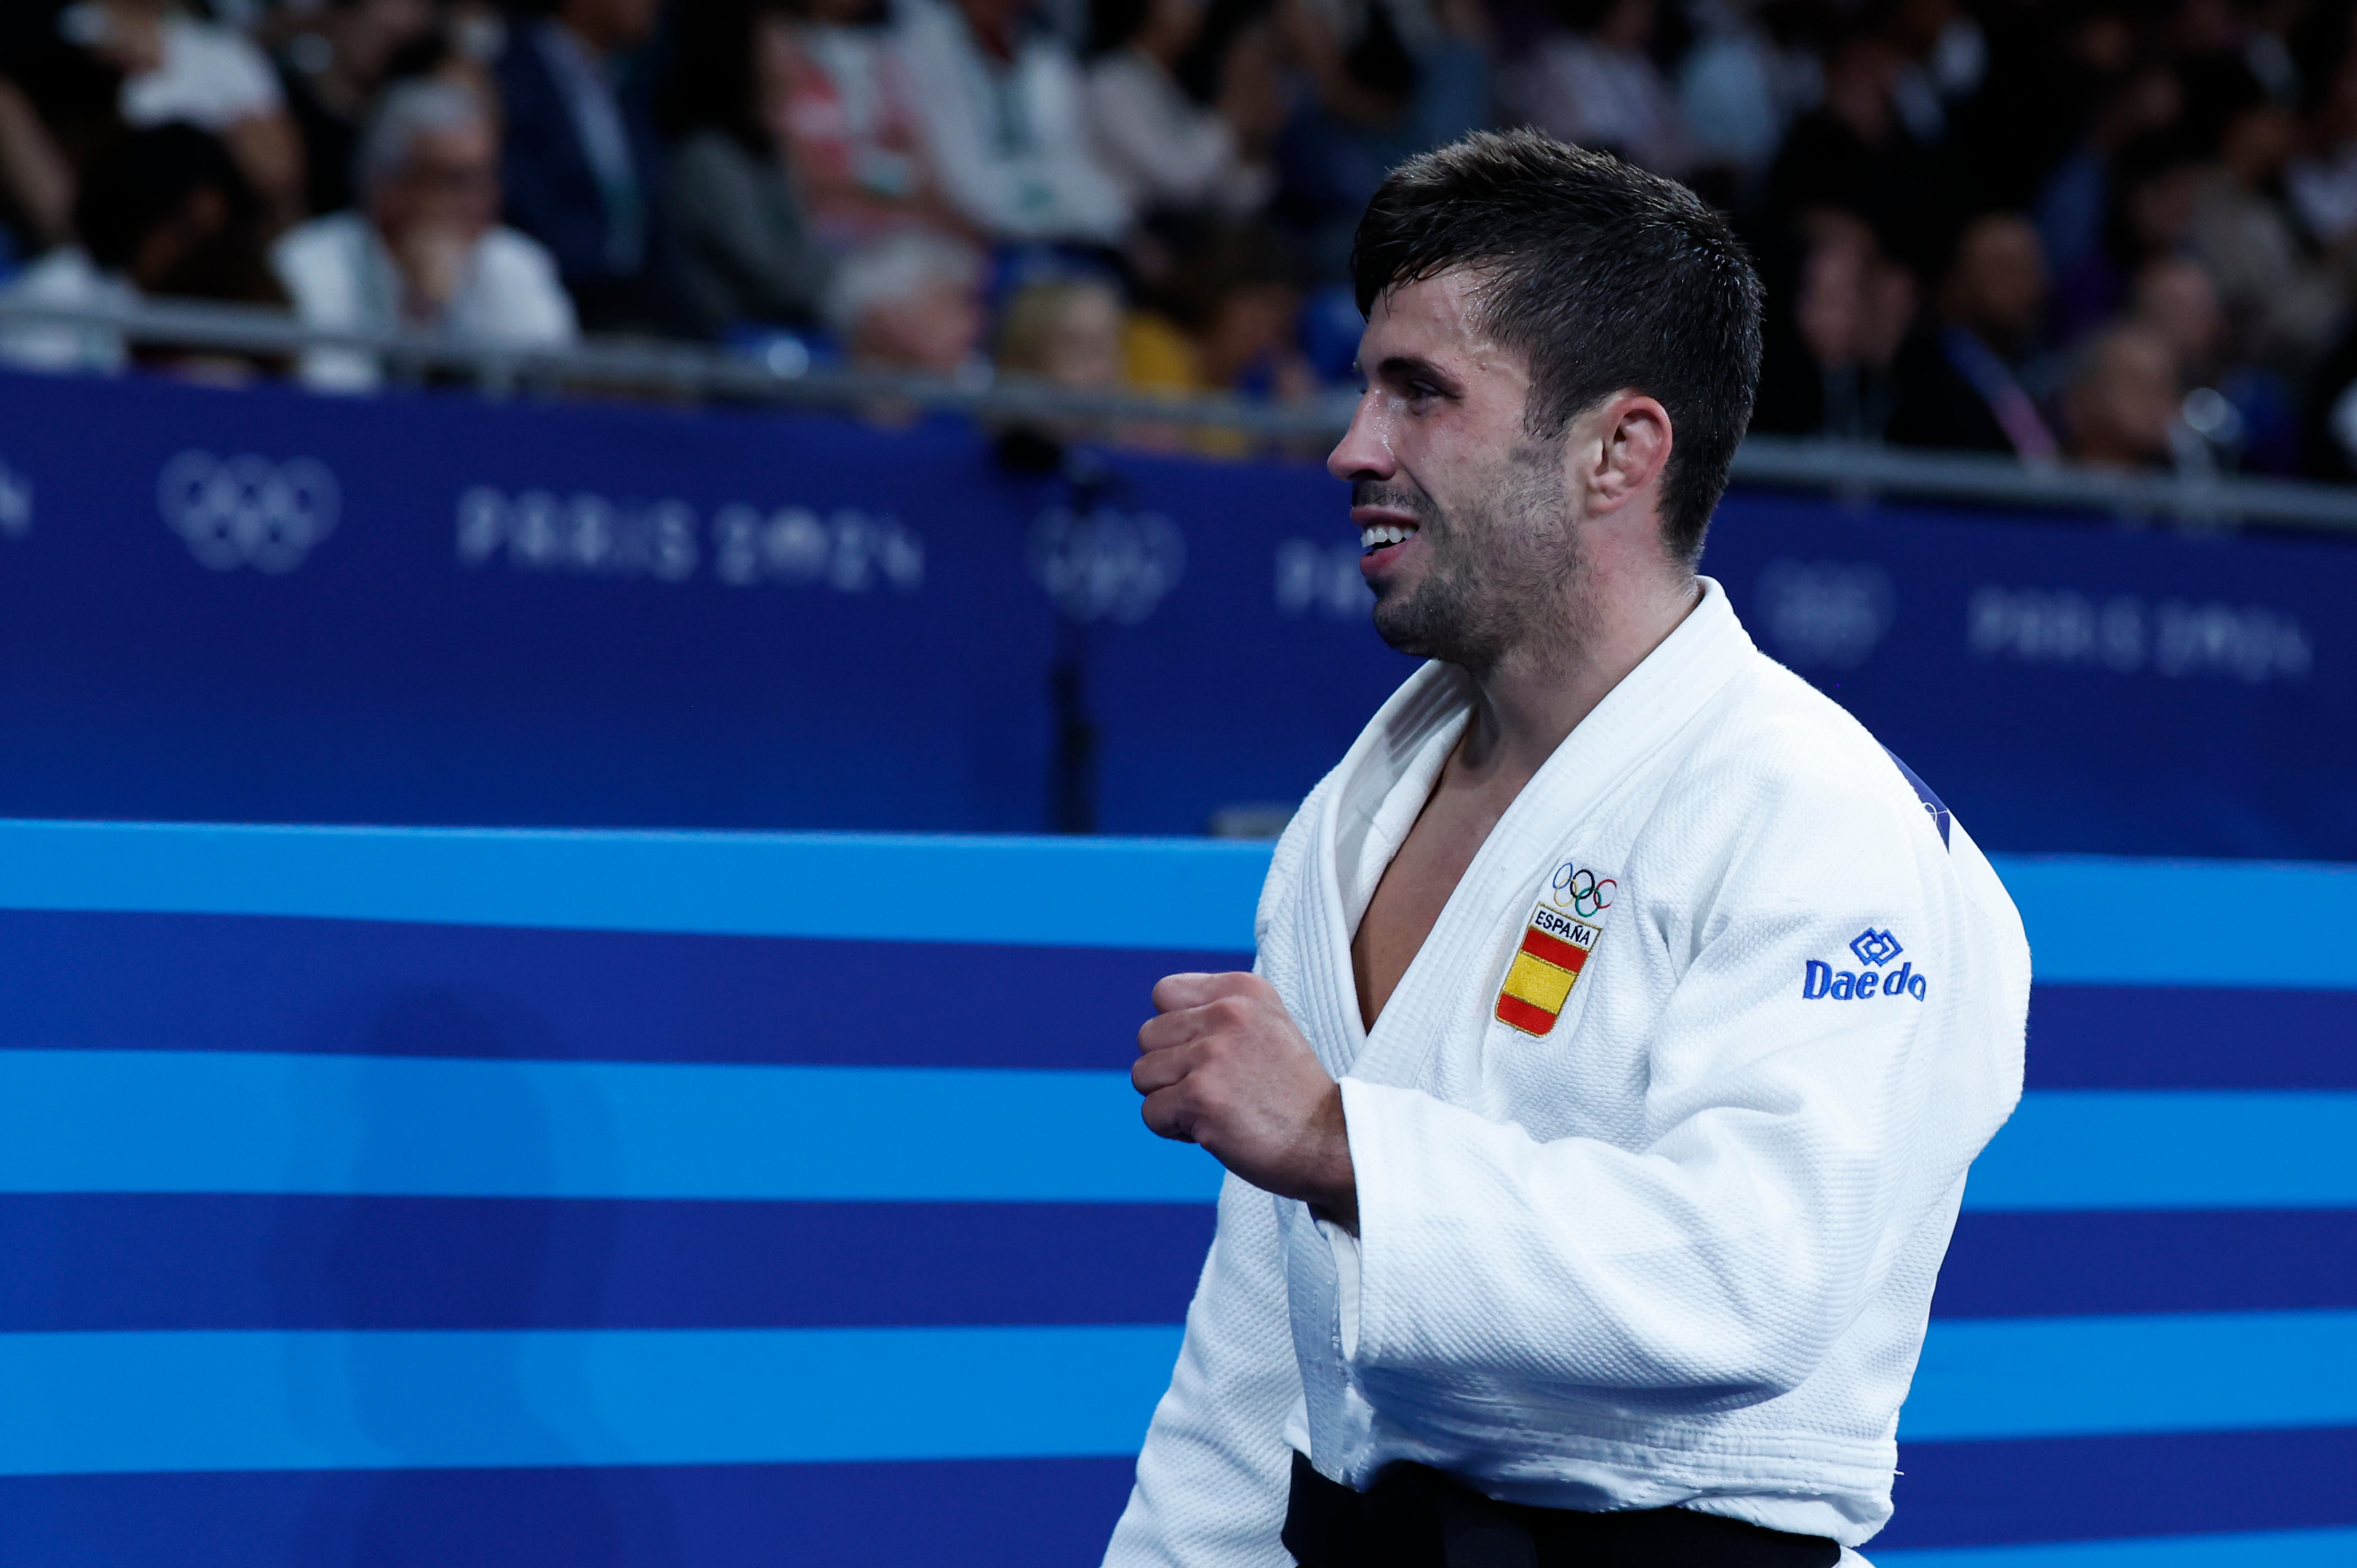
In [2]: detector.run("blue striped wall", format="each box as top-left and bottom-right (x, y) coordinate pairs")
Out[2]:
(0, 824), (2350, 1566)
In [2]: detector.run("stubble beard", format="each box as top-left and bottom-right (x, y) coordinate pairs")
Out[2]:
(1368, 441), (1586, 679)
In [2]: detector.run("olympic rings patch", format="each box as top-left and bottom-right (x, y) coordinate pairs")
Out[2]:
(157, 450), (341, 574)
(1549, 861), (1617, 921)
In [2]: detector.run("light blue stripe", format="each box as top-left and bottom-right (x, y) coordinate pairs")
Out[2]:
(2, 1312), (2351, 1477)
(1988, 855), (2357, 990)
(1900, 1310), (2357, 1441)
(1962, 1092), (2357, 1211)
(0, 1050), (1224, 1203)
(0, 822), (2351, 988)
(0, 819), (1270, 951)
(1874, 1527), (2357, 1567)
(3, 1054), (2350, 1209)
(0, 1324), (1185, 1476)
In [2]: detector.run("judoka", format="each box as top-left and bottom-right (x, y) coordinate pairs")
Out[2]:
(1106, 131), (2031, 1568)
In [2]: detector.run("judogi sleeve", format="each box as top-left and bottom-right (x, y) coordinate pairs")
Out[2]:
(1103, 1172), (1302, 1568)
(1335, 774), (2025, 1430)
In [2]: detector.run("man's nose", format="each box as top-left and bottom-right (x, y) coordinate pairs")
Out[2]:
(1327, 389), (1396, 483)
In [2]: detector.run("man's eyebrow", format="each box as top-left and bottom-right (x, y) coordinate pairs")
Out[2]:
(1372, 353), (1462, 393)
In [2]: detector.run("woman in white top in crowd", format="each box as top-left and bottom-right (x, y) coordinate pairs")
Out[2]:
(892, 0), (1130, 245)
(1081, 0), (1279, 222)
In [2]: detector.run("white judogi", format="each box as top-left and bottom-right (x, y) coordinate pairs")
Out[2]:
(1106, 579), (2030, 1565)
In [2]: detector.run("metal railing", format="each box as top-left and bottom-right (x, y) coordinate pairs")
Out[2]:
(6, 294), (2355, 534)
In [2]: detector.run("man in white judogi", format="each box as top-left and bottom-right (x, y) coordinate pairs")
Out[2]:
(1107, 132), (2030, 1568)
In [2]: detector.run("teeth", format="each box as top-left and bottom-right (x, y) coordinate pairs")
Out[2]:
(1359, 522), (1415, 550)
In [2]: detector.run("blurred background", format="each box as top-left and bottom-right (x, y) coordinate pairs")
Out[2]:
(0, 3), (2350, 1568)
(10, 0), (2357, 475)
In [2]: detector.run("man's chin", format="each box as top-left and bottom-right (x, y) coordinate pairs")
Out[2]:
(1370, 596), (1440, 660)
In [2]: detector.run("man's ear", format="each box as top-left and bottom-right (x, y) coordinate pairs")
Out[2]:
(1573, 393), (1674, 517)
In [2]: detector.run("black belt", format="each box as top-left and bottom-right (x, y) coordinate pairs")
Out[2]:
(1283, 1452), (1841, 1568)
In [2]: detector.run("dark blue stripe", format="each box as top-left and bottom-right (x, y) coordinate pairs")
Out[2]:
(12, 916), (2353, 1087)
(0, 909), (1244, 1071)
(18, 1197), (2349, 1334)
(1881, 1427), (2357, 1550)
(5, 1435), (2351, 1563)
(1932, 1211), (2357, 1318)
(0, 1194), (1213, 1332)
(2025, 984), (2357, 1089)
(0, 1457), (1138, 1568)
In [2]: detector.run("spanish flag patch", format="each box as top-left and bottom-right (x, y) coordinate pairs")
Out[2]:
(1494, 862), (1615, 1037)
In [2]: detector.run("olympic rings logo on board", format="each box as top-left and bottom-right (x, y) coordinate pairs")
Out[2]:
(157, 451), (340, 574)
(1028, 505), (1186, 624)
(1550, 862), (1615, 919)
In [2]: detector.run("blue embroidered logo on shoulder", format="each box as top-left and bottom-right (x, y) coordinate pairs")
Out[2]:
(1850, 928), (1903, 967)
(1804, 928), (1928, 1001)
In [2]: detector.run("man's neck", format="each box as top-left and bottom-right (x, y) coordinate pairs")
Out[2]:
(1453, 571), (1702, 787)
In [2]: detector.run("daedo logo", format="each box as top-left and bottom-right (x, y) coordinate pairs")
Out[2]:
(1802, 927), (1928, 1001)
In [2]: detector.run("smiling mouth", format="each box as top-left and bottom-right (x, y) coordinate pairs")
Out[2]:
(1360, 521), (1417, 555)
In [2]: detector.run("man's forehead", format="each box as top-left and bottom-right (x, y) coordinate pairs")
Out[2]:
(1359, 269), (1524, 381)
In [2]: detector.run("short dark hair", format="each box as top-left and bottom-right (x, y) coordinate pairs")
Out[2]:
(76, 125), (254, 275)
(1352, 131), (1764, 563)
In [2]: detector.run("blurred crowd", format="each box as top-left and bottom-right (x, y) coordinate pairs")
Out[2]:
(7, 0), (2357, 475)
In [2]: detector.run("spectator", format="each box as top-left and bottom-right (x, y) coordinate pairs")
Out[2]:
(1675, 0), (1817, 190)
(1125, 225), (1314, 433)
(2061, 321), (2180, 468)
(1880, 0), (1982, 148)
(495, 0), (680, 330)
(770, 0), (959, 250)
(1265, 0), (1492, 275)
(1888, 212), (2059, 459)
(2128, 254), (2222, 385)
(71, 0), (307, 230)
(2126, 253), (2297, 473)
(1507, 0), (1692, 175)
(0, 1), (123, 207)
(2032, 62), (2183, 285)
(1, 121), (281, 371)
(272, 0), (441, 218)
(1752, 211), (1916, 440)
(659, 0), (833, 335)
(894, 0), (1130, 245)
(2186, 94), (2353, 378)
(993, 270), (1145, 445)
(997, 274), (1125, 389)
(1766, 24), (1938, 266)
(1082, 0), (1279, 223)
(827, 229), (985, 375)
(2047, 128), (2201, 348)
(1951, 0), (2135, 216)
(0, 80), (73, 259)
(271, 78), (576, 390)
(2289, 43), (2357, 251)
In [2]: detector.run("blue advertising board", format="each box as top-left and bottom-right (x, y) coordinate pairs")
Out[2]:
(0, 372), (1058, 832)
(1074, 471), (2355, 856)
(0, 370), (2353, 856)
(0, 823), (2351, 1566)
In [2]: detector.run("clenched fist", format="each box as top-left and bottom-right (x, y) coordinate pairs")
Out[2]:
(1134, 971), (1358, 1229)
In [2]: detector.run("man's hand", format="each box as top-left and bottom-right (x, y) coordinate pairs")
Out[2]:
(1134, 972), (1358, 1229)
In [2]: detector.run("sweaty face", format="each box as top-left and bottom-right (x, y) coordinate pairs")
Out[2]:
(1328, 272), (1581, 675)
